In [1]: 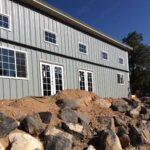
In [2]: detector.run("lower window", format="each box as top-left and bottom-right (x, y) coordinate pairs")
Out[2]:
(117, 73), (124, 84)
(79, 70), (93, 92)
(0, 47), (27, 78)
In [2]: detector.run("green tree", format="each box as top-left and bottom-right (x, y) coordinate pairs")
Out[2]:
(123, 31), (150, 96)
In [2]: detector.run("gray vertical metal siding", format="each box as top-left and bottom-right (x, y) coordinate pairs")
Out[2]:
(0, 0), (130, 99)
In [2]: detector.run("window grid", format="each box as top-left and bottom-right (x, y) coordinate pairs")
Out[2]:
(0, 48), (15, 77)
(117, 74), (124, 84)
(79, 43), (87, 53)
(45, 31), (56, 44)
(0, 14), (9, 29)
(87, 72), (93, 92)
(79, 71), (85, 90)
(119, 58), (124, 64)
(55, 67), (63, 93)
(0, 48), (27, 79)
(42, 65), (51, 96)
(102, 52), (108, 60)
(16, 52), (27, 78)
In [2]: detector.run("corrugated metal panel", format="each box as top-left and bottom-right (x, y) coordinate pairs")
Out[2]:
(0, 0), (129, 71)
(0, 0), (130, 99)
(0, 42), (129, 99)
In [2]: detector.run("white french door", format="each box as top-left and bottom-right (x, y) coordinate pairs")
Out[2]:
(79, 70), (93, 92)
(40, 62), (64, 96)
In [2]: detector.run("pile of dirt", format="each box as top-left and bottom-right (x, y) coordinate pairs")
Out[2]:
(0, 89), (150, 150)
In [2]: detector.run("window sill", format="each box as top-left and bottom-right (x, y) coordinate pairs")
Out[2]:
(0, 27), (11, 32)
(44, 40), (58, 46)
(0, 76), (29, 80)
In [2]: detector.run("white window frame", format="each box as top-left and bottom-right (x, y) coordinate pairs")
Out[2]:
(117, 73), (125, 85)
(40, 61), (64, 96)
(101, 51), (109, 60)
(0, 46), (29, 80)
(78, 42), (88, 54)
(0, 13), (11, 31)
(78, 69), (94, 92)
(119, 57), (124, 65)
(44, 29), (58, 46)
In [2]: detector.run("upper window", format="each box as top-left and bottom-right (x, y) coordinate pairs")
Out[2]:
(102, 51), (108, 60)
(117, 74), (124, 84)
(45, 31), (57, 44)
(0, 14), (10, 30)
(79, 43), (87, 54)
(0, 47), (28, 78)
(119, 57), (124, 65)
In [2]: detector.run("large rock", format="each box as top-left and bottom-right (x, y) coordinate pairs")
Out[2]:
(111, 101), (131, 112)
(44, 126), (73, 150)
(62, 122), (87, 139)
(20, 113), (45, 136)
(39, 112), (52, 124)
(77, 112), (90, 125)
(9, 130), (44, 150)
(56, 97), (79, 110)
(0, 112), (18, 138)
(129, 105), (141, 118)
(119, 134), (130, 148)
(97, 116), (115, 132)
(136, 144), (150, 150)
(59, 107), (78, 124)
(96, 99), (111, 108)
(87, 145), (96, 150)
(129, 122), (150, 146)
(114, 116), (126, 127)
(124, 146), (136, 150)
(99, 129), (122, 150)
(0, 143), (5, 150)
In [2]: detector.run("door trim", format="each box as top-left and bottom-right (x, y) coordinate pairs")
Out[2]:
(40, 61), (64, 96)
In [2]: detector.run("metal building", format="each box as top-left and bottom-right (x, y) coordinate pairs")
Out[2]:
(0, 0), (132, 99)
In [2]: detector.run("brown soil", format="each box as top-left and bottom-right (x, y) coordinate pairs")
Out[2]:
(0, 89), (126, 130)
(0, 89), (130, 149)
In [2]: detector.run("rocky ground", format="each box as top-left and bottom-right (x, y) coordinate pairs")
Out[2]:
(0, 89), (150, 150)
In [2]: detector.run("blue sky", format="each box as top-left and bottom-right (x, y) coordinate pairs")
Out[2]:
(45, 0), (150, 45)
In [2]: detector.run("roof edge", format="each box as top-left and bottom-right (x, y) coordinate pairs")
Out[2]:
(21, 0), (133, 51)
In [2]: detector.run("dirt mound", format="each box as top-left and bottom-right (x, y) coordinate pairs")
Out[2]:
(53, 89), (99, 100)
(0, 96), (60, 126)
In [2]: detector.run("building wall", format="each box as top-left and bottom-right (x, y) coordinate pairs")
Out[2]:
(0, 0), (130, 99)
(0, 41), (129, 99)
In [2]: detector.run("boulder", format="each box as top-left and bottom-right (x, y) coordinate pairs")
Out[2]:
(56, 97), (79, 110)
(136, 144), (150, 150)
(116, 126), (128, 136)
(44, 126), (73, 150)
(99, 129), (122, 150)
(119, 134), (130, 148)
(111, 101), (131, 112)
(87, 145), (96, 150)
(39, 112), (52, 124)
(129, 122), (150, 146)
(0, 112), (18, 138)
(62, 122), (87, 139)
(114, 116), (126, 127)
(96, 99), (111, 108)
(77, 112), (90, 125)
(59, 107), (78, 124)
(0, 143), (5, 150)
(130, 105), (141, 118)
(96, 116), (115, 132)
(20, 113), (45, 136)
(123, 98), (139, 108)
(9, 130), (44, 150)
(124, 146), (136, 150)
